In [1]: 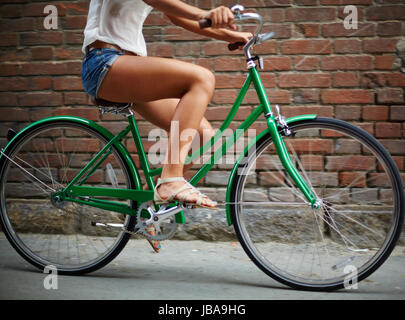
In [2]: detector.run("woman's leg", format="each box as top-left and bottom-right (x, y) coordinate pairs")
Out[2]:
(134, 99), (216, 252)
(98, 55), (216, 207)
(133, 98), (216, 174)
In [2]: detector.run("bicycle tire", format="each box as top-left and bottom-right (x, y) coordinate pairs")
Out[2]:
(0, 119), (137, 275)
(230, 117), (404, 291)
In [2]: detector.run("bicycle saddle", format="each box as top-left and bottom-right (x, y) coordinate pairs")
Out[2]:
(92, 97), (129, 109)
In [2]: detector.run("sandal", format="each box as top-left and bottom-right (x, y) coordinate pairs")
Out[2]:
(142, 180), (161, 253)
(145, 226), (161, 253)
(154, 177), (217, 209)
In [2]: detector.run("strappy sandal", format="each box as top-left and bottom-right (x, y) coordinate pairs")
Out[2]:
(154, 177), (217, 209)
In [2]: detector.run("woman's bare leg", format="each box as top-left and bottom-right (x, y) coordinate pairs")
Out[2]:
(133, 98), (215, 174)
(98, 55), (216, 207)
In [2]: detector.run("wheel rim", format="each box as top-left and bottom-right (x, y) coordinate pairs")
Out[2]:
(0, 122), (134, 272)
(233, 119), (402, 288)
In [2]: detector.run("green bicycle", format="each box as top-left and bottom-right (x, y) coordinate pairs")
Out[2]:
(0, 8), (403, 291)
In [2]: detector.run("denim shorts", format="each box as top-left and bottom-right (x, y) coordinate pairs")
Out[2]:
(81, 48), (125, 98)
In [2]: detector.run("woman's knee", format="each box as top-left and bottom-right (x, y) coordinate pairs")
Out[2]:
(191, 67), (215, 95)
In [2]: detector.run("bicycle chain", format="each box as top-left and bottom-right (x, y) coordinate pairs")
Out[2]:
(49, 193), (179, 241)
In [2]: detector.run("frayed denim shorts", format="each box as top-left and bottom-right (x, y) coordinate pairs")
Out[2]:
(81, 48), (125, 98)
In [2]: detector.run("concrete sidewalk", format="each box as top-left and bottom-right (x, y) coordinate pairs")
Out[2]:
(0, 234), (405, 300)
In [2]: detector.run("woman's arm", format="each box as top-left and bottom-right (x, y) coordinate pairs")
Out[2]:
(166, 14), (251, 44)
(143, 0), (235, 29)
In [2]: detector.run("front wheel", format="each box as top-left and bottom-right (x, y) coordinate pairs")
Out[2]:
(230, 118), (404, 291)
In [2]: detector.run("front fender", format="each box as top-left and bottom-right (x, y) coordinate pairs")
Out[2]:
(1, 116), (142, 191)
(225, 114), (317, 226)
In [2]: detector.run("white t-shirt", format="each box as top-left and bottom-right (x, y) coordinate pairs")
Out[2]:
(82, 0), (153, 56)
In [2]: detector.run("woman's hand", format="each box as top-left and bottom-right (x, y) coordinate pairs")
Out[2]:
(224, 31), (253, 49)
(203, 6), (236, 30)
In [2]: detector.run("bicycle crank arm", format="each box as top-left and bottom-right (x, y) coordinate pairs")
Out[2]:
(152, 203), (187, 221)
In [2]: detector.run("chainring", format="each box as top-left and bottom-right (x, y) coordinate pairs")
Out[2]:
(135, 203), (178, 241)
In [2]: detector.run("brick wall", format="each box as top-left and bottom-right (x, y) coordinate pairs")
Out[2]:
(0, 0), (404, 188)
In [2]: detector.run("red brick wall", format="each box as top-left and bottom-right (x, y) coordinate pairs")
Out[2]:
(0, 0), (404, 184)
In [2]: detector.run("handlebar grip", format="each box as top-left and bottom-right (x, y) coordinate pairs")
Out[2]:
(199, 19), (212, 29)
(228, 42), (245, 51)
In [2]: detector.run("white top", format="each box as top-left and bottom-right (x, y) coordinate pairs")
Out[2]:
(82, 0), (153, 56)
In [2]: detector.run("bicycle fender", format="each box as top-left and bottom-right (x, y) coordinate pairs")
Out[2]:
(225, 114), (317, 226)
(0, 115), (143, 192)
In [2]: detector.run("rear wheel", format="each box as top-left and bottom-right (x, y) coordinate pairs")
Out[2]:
(0, 120), (137, 275)
(231, 118), (404, 291)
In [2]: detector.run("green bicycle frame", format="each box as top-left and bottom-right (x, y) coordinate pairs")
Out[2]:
(184, 67), (317, 204)
(1, 64), (317, 226)
(183, 66), (318, 224)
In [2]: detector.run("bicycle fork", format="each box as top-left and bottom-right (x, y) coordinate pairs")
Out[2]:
(250, 66), (319, 208)
(265, 110), (319, 208)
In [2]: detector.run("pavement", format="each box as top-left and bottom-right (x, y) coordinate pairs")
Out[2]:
(1, 233), (405, 301)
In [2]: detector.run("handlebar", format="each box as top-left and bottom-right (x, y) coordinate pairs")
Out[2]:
(198, 5), (270, 54)
(198, 18), (212, 29)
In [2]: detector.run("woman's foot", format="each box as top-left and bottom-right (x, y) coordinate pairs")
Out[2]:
(154, 177), (217, 209)
(145, 226), (161, 253)
(143, 181), (161, 253)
